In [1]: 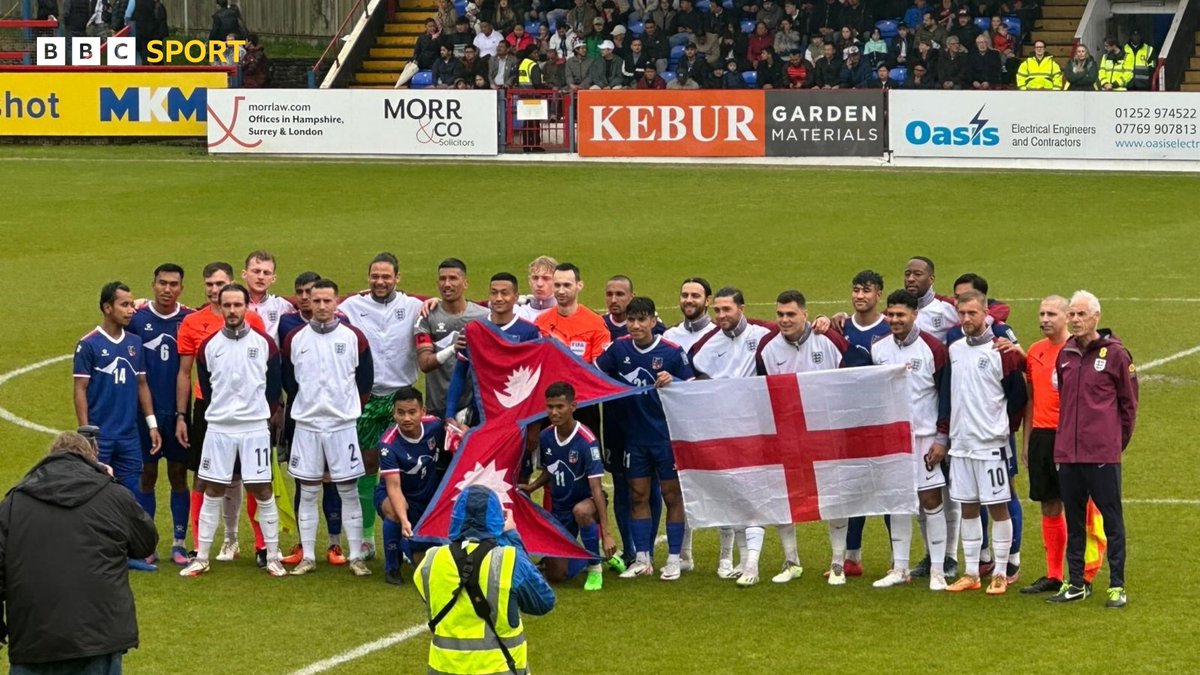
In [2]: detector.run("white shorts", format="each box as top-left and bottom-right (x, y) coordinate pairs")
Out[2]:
(913, 435), (947, 492)
(289, 426), (365, 483)
(199, 428), (273, 485)
(949, 455), (1011, 505)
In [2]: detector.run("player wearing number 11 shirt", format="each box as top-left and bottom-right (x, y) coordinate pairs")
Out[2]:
(180, 284), (286, 578)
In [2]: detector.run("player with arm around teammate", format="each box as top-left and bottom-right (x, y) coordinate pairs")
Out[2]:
(281, 279), (375, 578)
(520, 382), (620, 591)
(871, 290), (952, 591)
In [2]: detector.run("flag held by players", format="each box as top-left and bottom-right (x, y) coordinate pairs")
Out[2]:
(660, 366), (918, 528)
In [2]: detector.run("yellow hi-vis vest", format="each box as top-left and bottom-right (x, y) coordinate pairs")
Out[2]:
(417, 542), (527, 675)
(1124, 42), (1154, 86)
(1017, 55), (1063, 90)
(1097, 52), (1132, 90)
(518, 58), (537, 87)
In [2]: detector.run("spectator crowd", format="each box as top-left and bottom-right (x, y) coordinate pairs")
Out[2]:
(403, 0), (1157, 91)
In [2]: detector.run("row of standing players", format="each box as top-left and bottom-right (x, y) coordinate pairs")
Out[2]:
(72, 252), (1133, 604)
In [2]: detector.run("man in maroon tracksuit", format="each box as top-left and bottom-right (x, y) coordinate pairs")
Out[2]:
(1048, 290), (1138, 608)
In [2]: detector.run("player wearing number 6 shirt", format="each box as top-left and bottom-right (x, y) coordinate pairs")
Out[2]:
(945, 290), (1027, 596)
(871, 290), (952, 591)
(688, 287), (773, 586)
(754, 291), (848, 586)
(180, 284), (286, 578)
(281, 279), (375, 578)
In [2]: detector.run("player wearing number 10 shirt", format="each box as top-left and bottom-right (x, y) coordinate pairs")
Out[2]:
(180, 284), (286, 578)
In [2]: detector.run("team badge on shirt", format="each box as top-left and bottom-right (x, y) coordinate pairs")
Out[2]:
(249, 347), (260, 359)
(932, 316), (943, 328)
(128, 346), (137, 357)
(268, 311), (278, 322)
(746, 339), (758, 351)
(335, 342), (347, 355)
(568, 450), (578, 463)
(908, 358), (922, 372)
(395, 308), (406, 320)
(812, 351), (823, 364)
(651, 357), (663, 369)
(1094, 358), (1107, 371)
(978, 356), (989, 370)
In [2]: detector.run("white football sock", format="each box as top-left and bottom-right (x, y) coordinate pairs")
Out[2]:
(943, 490), (960, 562)
(889, 514), (912, 572)
(743, 527), (763, 575)
(828, 518), (848, 566)
(255, 497), (280, 560)
(298, 484), (320, 562)
(991, 518), (1013, 575)
(337, 482), (363, 562)
(667, 553), (681, 565)
(636, 550), (651, 565)
(735, 529), (748, 565)
(778, 524), (800, 566)
(846, 548), (862, 563)
(223, 479), (243, 542)
(962, 515), (983, 577)
(197, 493), (222, 562)
(981, 546), (993, 564)
(718, 527), (734, 562)
(923, 504), (947, 576)
(1010, 551), (1021, 566)
(681, 526), (693, 560)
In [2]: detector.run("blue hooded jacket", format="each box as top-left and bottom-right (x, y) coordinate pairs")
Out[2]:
(449, 486), (556, 620)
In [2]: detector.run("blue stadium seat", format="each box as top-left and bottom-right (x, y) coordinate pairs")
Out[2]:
(974, 17), (990, 33)
(662, 70), (677, 83)
(411, 70), (434, 88)
(723, 0), (734, 9)
(889, 67), (906, 83)
(1003, 16), (1021, 37)
(875, 19), (898, 39)
(453, 0), (467, 16)
(628, 20), (645, 35)
(669, 44), (686, 65)
(742, 70), (757, 86)
(740, 19), (756, 34)
(696, 0), (711, 12)
(525, 20), (540, 34)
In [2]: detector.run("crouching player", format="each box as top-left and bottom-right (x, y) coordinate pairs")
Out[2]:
(376, 387), (444, 585)
(521, 382), (621, 591)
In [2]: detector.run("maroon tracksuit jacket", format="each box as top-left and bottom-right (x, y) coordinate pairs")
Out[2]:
(1053, 330), (1139, 464)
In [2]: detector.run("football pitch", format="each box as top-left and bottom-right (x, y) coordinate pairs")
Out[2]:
(1, 146), (1197, 674)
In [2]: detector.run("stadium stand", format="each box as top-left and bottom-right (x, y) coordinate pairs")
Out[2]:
(1186, 28), (1200, 90)
(1032, 0), (1086, 59)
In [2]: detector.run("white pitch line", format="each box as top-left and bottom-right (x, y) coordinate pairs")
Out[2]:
(0, 354), (71, 436)
(1139, 344), (1200, 372)
(286, 624), (427, 675)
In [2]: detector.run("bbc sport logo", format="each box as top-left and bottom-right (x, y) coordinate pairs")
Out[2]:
(35, 37), (244, 66)
(904, 105), (1001, 147)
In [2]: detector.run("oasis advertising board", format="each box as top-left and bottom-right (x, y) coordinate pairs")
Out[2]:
(206, 89), (498, 155)
(889, 90), (1200, 161)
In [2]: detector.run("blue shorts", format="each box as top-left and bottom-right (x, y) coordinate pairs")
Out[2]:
(625, 443), (677, 481)
(139, 413), (188, 464)
(374, 489), (428, 528)
(98, 436), (142, 488)
(552, 508), (579, 538)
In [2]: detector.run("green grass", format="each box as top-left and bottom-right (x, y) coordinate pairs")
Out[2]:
(0, 146), (1197, 674)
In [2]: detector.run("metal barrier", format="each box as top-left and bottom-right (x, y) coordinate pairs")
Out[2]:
(502, 89), (573, 153)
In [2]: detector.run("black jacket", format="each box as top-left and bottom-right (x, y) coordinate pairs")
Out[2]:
(967, 46), (1002, 85)
(209, 6), (242, 41)
(0, 453), (157, 665)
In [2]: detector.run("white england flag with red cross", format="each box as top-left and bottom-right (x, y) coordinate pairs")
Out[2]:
(659, 366), (918, 528)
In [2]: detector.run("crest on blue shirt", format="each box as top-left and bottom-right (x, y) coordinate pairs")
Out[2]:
(428, 438), (436, 450)
(568, 450), (578, 463)
(128, 346), (137, 357)
(335, 342), (347, 355)
(651, 356), (663, 369)
(812, 351), (823, 364)
(249, 347), (260, 359)
(395, 308), (406, 320)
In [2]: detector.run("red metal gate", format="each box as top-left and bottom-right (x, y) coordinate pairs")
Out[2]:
(503, 89), (573, 153)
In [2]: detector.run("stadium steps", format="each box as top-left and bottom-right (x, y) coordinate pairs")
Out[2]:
(1031, 0), (1086, 59)
(348, 0), (435, 88)
(1186, 32), (1200, 92)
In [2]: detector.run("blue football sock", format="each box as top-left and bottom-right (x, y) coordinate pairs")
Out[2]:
(323, 482), (343, 538)
(382, 518), (403, 573)
(613, 476), (634, 556)
(566, 557), (590, 579)
(1008, 489), (1023, 555)
(632, 517), (653, 557)
(136, 488), (156, 518)
(666, 521), (684, 555)
(649, 477), (663, 546)
(170, 490), (189, 542)
(847, 515), (866, 550)
(580, 523), (601, 562)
